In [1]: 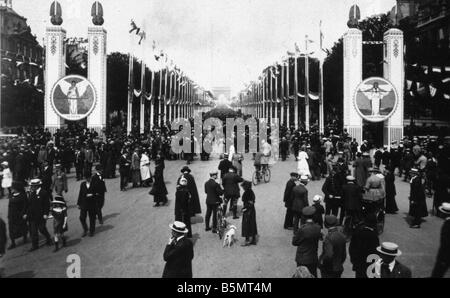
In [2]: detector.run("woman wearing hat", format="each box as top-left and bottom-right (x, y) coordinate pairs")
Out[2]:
(241, 181), (257, 246)
(362, 167), (385, 213)
(149, 153), (168, 207)
(1, 161), (12, 196)
(175, 177), (193, 238)
(7, 181), (28, 249)
(177, 166), (201, 215)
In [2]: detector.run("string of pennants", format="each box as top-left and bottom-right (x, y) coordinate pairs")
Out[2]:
(406, 63), (450, 100)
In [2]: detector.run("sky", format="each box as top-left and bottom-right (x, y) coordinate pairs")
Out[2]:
(13, 0), (396, 96)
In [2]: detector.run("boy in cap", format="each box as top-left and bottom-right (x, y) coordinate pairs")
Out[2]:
(50, 195), (68, 252)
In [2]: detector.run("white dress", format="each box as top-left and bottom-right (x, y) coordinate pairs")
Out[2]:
(140, 154), (151, 181)
(2, 168), (12, 189)
(297, 151), (311, 177)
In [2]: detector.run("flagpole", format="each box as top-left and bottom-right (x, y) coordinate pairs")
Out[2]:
(150, 70), (154, 128)
(281, 63), (285, 126)
(305, 35), (310, 132)
(163, 67), (168, 126)
(262, 73), (266, 121)
(127, 53), (134, 135)
(286, 58), (290, 128)
(139, 60), (146, 134)
(319, 21), (325, 135)
(169, 70), (173, 122)
(294, 53), (299, 130)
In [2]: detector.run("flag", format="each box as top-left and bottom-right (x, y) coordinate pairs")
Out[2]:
(444, 94), (450, 100)
(429, 85), (437, 97)
(443, 77), (450, 83)
(432, 66), (442, 73)
(287, 51), (295, 57)
(406, 80), (413, 90)
(129, 20), (140, 34)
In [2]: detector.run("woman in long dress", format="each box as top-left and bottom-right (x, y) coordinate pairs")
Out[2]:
(241, 181), (257, 246)
(149, 153), (168, 207)
(297, 146), (311, 178)
(140, 150), (152, 187)
(7, 181), (28, 249)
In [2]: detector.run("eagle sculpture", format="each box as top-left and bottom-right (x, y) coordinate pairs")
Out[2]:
(91, 1), (104, 26)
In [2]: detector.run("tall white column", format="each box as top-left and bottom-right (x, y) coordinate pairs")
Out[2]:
(45, 26), (66, 134)
(87, 26), (107, 134)
(384, 28), (404, 147)
(343, 28), (363, 144)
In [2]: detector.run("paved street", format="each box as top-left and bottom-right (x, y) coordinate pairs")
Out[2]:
(0, 155), (448, 278)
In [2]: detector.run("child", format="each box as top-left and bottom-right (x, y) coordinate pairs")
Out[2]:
(312, 195), (325, 228)
(50, 195), (68, 252)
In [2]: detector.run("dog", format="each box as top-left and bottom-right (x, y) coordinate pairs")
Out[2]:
(222, 225), (237, 247)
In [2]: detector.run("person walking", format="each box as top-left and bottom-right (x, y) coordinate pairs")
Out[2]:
(353, 152), (369, 188)
(162, 221), (194, 278)
(24, 179), (52, 252)
(374, 242), (412, 278)
(51, 164), (68, 197)
(319, 215), (347, 278)
(221, 167), (243, 219)
(322, 168), (344, 218)
(175, 178), (193, 238)
(77, 174), (97, 237)
(150, 154), (168, 207)
(7, 182), (28, 249)
(291, 176), (310, 232)
(241, 181), (257, 246)
(204, 172), (223, 233)
(140, 149), (152, 187)
(349, 213), (379, 278)
(91, 165), (107, 225)
(431, 202), (450, 278)
(218, 154), (232, 182)
(74, 147), (85, 181)
(283, 172), (298, 230)
(119, 150), (131, 191)
(1, 162), (12, 196)
(50, 195), (68, 252)
(131, 148), (141, 188)
(342, 175), (363, 229)
(178, 166), (201, 216)
(292, 206), (322, 277)
(408, 168), (428, 228)
(384, 167), (398, 214)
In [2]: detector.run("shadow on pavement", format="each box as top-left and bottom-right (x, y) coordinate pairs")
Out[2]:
(65, 238), (82, 247)
(7, 270), (35, 278)
(102, 213), (120, 221)
(191, 215), (204, 224)
(96, 224), (114, 234)
(191, 233), (201, 247)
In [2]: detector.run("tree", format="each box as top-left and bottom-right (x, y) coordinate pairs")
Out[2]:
(106, 52), (129, 126)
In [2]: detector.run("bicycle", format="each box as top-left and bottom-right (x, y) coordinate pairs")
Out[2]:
(252, 165), (271, 185)
(215, 202), (228, 239)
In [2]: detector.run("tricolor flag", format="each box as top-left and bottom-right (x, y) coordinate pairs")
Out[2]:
(442, 77), (450, 83)
(429, 85), (437, 97)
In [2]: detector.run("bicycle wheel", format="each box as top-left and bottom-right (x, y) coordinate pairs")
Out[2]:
(264, 168), (271, 183)
(252, 171), (259, 186)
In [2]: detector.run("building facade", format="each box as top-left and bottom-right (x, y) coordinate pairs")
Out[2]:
(0, 0), (44, 128)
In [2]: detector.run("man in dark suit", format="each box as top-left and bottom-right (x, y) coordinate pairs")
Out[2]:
(322, 168), (344, 218)
(222, 167), (244, 219)
(218, 154), (232, 181)
(24, 179), (52, 252)
(342, 175), (363, 226)
(431, 203), (450, 278)
(319, 215), (347, 278)
(292, 206), (322, 277)
(291, 176), (309, 233)
(204, 172), (223, 233)
(162, 221), (194, 278)
(74, 147), (85, 180)
(39, 161), (53, 195)
(77, 174), (97, 237)
(375, 242), (412, 278)
(349, 213), (379, 278)
(283, 172), (298, 230)
(91, 165), (107, 225)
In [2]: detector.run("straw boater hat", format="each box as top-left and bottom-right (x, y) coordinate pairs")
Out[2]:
(346, 175), (356, 181)
(29, 179), (42, 186)
(1, 161), (8, 166)
(438, 202), (450, 215)
(300, 175), (309, 182)
(410, 168), (419, 175)
(313, 195), (322, 203)
(170, 221), (188, 234)
(377, 242), (402, 257)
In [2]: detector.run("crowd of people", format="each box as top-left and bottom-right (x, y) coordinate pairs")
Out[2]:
(0, 122), (449, 278)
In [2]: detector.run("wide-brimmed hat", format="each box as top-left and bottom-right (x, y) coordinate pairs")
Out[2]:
(325, 215), (338, 227)
(181, 166), (191, 173)
(302, 206), (316, 217)
(290, 172), (299, 178)
(410, 168), (419, 174)
(377, 242), (402, 257)
(170, 221), (188, 234)
(209, 171), (218, 177)
(29, 179), (42, 186)
(438, 202), (450, 215)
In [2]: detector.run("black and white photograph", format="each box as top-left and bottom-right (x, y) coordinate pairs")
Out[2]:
(0, 0), (450, 284)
